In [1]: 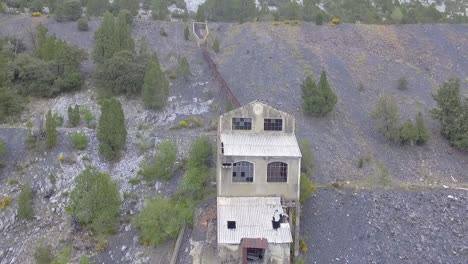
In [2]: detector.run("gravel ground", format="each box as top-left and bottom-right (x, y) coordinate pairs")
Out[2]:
(302, 188), (468, 264)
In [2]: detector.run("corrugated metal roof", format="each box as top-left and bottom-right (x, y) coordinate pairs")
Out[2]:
(217, 197), (293, 244)
(220, 133), (302, 157)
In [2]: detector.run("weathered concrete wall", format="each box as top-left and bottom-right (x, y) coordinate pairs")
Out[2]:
(219, 102), (295, 134)
(218, 243), (290, 264)
(217, 156), (301, 201)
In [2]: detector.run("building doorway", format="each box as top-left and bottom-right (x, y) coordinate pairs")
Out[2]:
(241, 238), (268, 264)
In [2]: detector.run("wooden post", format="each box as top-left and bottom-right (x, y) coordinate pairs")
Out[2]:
(294, 204), (300, 258)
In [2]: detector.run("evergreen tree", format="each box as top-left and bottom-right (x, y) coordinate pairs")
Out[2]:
(195, 4), (205, 21)
(46, 110), (57, 149)
(86, 0), (109, 16)
(70, 167), (121, 234)
(301, 71), (337, 116)
(151, 0), (169, 20)
(142, 53), (169, 110)
(415, 111), (430, 145)
(0, 50), (9, 87)
(372, 95), (401, 143)
(184, 25), (190, 40)
(400, 119), (417, 145)
(55, 0), (82, 22)
(431, 78), (468, 149)
(114, 0), (139, 16)
(97, 98), (127, 161)
(95, 51), (145, 96)
(93, 12), (135, 64)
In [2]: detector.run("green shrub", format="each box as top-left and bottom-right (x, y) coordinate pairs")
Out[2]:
(0, 196), (12, 209)
(272, 21), (280, 26)
(55, 0), (82, 22)
(0, 139), (5, 156)
(70, 133), (88, 150)
(177, 57), (191, 79)
(299, 239), (308, 253)
(179, 117), (203, 128)
(184, 25), (190, 40)
(78, 17), (89, 31)
(212, 37), (220, 53)
(53, 113), (64, 127)
(284, 20), (291, 24)
(299, 174), (316, 204)
(79, 256), (89, 264)
(331, 18), (341, 25)
(52, 247), (72, 264)
(315, 12), (324, 25)
(70, 167), (121, 235)
(178, 120), (187, 127)
(46, 110), (57, 149)
(7, 178), (18, 185)
(298, 139), (314, 176)
(397, 77), (408, 90)
(0, 86), (25, 124)
(139, 141), (177, 181)
(49, 174), (56, 185)
(160, 27), (168, 37)
(372, 96), (401, 143)
(82, 109), (95, 128)
(415, 112), (430, 145)
(134, 197), (193, 245)
(18, 183), (34, 220)
(34, 242), (54, 264)
(32, 12), (42, 17)
(400, 119), (417, 145)
(128, 177), (141, 185)
(181, 136), (213, 198)
(168, 72), (177, 79)
(68, 105), (80, 127)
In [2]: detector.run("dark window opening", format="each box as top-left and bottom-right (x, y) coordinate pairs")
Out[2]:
(232, 117), (252, 130)
(227, 221), (236, 229)
(267, 162), (288, 182)
(222, 163), (232, 168)
(264, 118), (283, 131)
(247, 248), (265, 262)
(232, 161), (254, 183)
(221, 142), (224, 154)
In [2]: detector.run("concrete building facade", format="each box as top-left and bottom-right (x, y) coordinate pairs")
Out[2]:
(216, 101), (302, 264)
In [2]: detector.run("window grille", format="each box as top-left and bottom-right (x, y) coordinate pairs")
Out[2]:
(267, 162), (288, 182)
(264, 118), (283, 131)
(232, 117), (252, 130)
(232, 161), (254, 182)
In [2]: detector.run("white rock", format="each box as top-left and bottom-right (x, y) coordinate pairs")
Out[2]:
(121, 246), (127, 252)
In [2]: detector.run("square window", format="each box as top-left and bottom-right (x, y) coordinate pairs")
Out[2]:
(227, 221), (236, 229)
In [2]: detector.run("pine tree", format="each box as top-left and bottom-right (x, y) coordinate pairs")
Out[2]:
(318, 71), (337, 114)
(372, 95), (401, 143)
(415, 112), (430, 145)
(151, 0), (169, 20)
(115, 0), (139, 16)
(301, 75), (318, 114)
(46, 110), (57, 149)
(142, 54), (169, 110)
(400, 119), (417, 145)
(93, 12), (135, 65)
(86, 0), (109, 16)
(301, 71), (337, 116)
(196, 4), (205, 21)
(97, 98), (127, 161)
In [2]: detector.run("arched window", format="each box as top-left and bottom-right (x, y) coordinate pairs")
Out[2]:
(232, 161), (254, 183)
(267, 162), (288, 182)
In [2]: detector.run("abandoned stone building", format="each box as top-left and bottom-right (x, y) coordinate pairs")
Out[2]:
(217, 101), (302, 264)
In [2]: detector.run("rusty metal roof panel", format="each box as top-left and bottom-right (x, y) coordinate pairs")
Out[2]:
(220, 133), (302, 157)
(217, 197), (293, 244)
